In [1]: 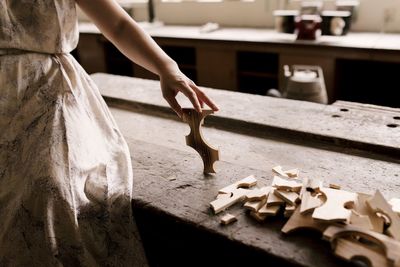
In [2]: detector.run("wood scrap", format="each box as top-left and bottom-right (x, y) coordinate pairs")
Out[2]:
(274, 190), (299, 206)
(182, 108), (219, 174)
(300, 177), (323, 198)
(312, 187), (357, 223)
(211, 188), (251, 214)
(350, 210), (374, 231)
(250, 211), (268, 222)
(272, 176), (302, 192)
(284, 204), (296, 218)
(285, 169), (299, 178)
(258, 203), (281, 216)
(219, 175), (257, 194)
(266, 189), (286, 207)
(245, 186), (271, 201)
(244, 198), (267, 212)
(300, 192), (323, 214)
(334, 237), (388, 267)
(367, 191), (400, 240)
(272, 165), (289, 177)
(389, 198), (400, 215)
(282, 207), (329, 234)
(354, 193), (385, 233)
(329, 183), (341, 190)
(323, 225), (400, 267)
(220, 213), (237, 225)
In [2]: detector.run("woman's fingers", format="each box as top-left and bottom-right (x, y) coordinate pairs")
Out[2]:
(179, 83), (202, 113)
(165, 95), (183, 118)
(190, 83), (219, 111)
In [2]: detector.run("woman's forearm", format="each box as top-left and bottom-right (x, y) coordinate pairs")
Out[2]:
(77, 0), (177, 76)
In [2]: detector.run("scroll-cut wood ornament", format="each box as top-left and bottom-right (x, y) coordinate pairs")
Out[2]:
(182, 108), (219, 173)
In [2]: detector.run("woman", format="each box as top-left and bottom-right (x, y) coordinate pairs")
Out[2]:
(0, 0), (218, 266)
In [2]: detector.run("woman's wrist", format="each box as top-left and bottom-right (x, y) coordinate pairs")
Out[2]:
(157, 59), (179, 78)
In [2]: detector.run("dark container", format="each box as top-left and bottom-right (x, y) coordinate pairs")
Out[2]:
(321, 10), (351, 36)
(274, 10), (300, 34)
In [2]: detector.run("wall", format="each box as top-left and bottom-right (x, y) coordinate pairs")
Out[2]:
(77, 0), (400, 33)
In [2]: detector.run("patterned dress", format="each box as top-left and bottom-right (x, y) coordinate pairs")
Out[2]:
(0, 1), (148, 266)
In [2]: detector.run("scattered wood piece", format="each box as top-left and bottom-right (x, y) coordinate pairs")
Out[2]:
(245, 186), (271, 201)
(182, 108), (219, 174)
(258, 203), (281, 216)
(282, 207), (330, 234)
(219, 175), (257, 194)
(220, 213), (237, 225)
(312, 188), (357, 223)
(300, 177), (323, 197)
(272, 165), (289, 177)
(389, 198), (400, 215)
(329, 183), (341, 190)
(266, 189), (286, 207)
(166, 175), (177, 181)
(274, 190), (299, 206)
(244, 198), (267, 212)
(284, 204), (296, 218)
(272, 176), (302, 193)
(300, 192), (323, 214)
(323, 225), (400, 267)
(334, 238), (388, 267)
(250, 211), (268, 222)
(350, 210), (374, 231)
(354, 193), (385, 233)
(367, 191), (400, 240)
(210, 188), (251, 214)
(216, 193), (231, 199)
(285, 169), (299, 178)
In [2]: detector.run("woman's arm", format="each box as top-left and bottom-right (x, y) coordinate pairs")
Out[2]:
(76, 0), (219, 117)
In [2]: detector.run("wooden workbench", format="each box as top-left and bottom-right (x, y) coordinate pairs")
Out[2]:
(92, 73), (399, 267)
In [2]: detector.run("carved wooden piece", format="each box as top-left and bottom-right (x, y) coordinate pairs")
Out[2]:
(258, 203), (281, 216)
(220, 213), (237, 225)
(182, 108), (219, 173)
(211, 176), (257, 214)
(266, 189), (286, 207)
(274, 190), (299, 206)
(323, 225), (400, 267)
(334, 238), (388, 267)
(312, 188), (357, 223)
(367, 191), (400, 240)
(354, 193), (384, 233)
(389, 198), (400, 215)
(300, 192), (323, 214)
(272, 176), (302, 192)
(244, 198), (267, 212)
(282, 207), (330, 234)
(245, 186), (271, 201)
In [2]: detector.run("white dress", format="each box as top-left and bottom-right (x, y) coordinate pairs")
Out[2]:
(0, 1), (148, 266)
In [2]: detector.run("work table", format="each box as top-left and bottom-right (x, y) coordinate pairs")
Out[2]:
(92, 73), (400, 267)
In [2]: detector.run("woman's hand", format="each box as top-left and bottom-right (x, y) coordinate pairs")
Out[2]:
(160, 63), (219, 118)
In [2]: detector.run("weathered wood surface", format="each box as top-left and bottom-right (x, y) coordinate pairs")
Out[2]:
(93, 73), (400, 158)
(91, 73), (399, 267)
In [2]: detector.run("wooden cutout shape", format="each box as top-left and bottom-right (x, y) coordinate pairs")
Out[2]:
(219, 175), (257, 194)
(354, 193), (384, 233)
(284, 204), (296, 218)
(210, 188), (251, 214)
(245, 186), (271, 201)
(389, 198), (400, 215)
(300, 192), (323, 214)
(274, 190), (299, 206)
(220, 213), (237, 225)
(323, 225), (400, 267)
(312, 187), (357, 223)
(272, 166), (289, 177)
(272, 176), (302, 192)
(367, 191), (400, 240)
(250, 211), (268, 222)
(211, 176), (257, 214)
(182, 108), (219, 173)
(282, 207), (330, 234)
(334, 238), (388, 267)
(285, 169), (299, 178)
(350, 210), (374, 231)
(244, 198), (267, 212)
(300, 177), (323, 198)
(258, 203), (281, 216)
(267, 189), (286, 207)
(329, 183), (341, 190)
